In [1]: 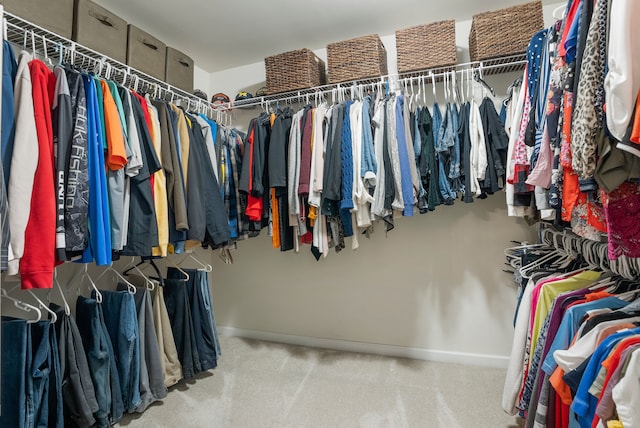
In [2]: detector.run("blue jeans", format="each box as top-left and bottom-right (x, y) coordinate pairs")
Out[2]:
(47, 322), (64, 428)
(76, 296), (124, 427)
(1, 318), (63, 428)
(98, 290), (141, 413)
(1, 317), (28, 428)
(197, 271), (221, 357)
(26, 321), (50, 428)
(168, 268), (217, 372)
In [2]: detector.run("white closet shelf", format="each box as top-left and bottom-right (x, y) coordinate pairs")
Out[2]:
(3, 12), (226, 121)
(228, 53), (527, 111)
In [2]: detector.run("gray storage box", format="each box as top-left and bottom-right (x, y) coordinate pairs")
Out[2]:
(165, 47), (194, 92)
(2, 0), (74, 39)
(73, 0), (127, 63)
(127, 25), (166, 80)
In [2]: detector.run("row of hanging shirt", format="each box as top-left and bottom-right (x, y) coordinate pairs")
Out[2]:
(237, 68), (510, 259)
(503, 230), (640, 428)
(504, 0), (640, 261)
(0, 39), (234, 289)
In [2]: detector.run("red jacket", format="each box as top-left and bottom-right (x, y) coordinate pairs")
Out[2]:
(21, 59), (56, 289)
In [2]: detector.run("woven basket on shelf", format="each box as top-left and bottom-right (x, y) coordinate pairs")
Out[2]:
(396, 20), (457, 73)
(469, 0), (543, 62)
(327, 34), (388, 84)
(265, 48), (326, 95)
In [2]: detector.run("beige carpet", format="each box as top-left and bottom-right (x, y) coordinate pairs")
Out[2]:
(119, 336), (523, 428)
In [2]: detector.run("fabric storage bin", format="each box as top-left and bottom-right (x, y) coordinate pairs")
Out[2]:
(2, 0), (74, 38)
(469, 1), (543, 62)
(327, 34), (387, 84)
(265, 48), (326, 95)
(396, 20), (457, 73)
(165, 47), (194, 93)
(127, 25), (166, 80)
(73, 0), (127, 63)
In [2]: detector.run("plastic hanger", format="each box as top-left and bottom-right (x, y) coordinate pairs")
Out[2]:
(96, 262), (137, 294)
(178, 252), (212, 272)
(41, 35), (54, 68)
(166, 258), (190, 281)
(1, 288), (42, 323)
(122, 257), (156, 291)
(552, 4), (566, 20)
(430, 71), (437, 104)
(67, 263), (103, 303)
(473, 67), (495, 98)
(53, 268), (71, 316)
(27, 290), (58, 323)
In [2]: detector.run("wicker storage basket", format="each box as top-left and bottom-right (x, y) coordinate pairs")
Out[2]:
(469, 1), (543, 62)
(327, 34), (388, 84)
(265, 48), (326, 95)
(396, 20), (457, 73)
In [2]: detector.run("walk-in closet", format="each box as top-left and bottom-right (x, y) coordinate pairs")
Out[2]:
(0, 0), (637, 427)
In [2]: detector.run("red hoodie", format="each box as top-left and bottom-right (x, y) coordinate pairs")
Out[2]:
(21, 59), (56, 289)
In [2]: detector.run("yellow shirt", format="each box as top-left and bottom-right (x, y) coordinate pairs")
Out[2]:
(529, 271), (602, 362)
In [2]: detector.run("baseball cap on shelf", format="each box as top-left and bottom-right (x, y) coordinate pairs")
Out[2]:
(235, 91), (253, 101)
(255, 86), (268, 97)
(193, 89), (208, 100)
(211, 93), (231, 106)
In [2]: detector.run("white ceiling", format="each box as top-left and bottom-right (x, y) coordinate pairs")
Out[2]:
(94, 0), (558, 73)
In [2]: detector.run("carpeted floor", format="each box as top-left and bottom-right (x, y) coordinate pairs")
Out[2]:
(119, 336), (523, 428)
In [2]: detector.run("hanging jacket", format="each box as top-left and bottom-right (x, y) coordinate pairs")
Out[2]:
(152, 100), (188, 232)
(185, 115), (207, 245)
(459, 102), (474, 204)
(121, 93), (161, 257)
(268, 107), (293, 188)
(170, 105), (190, 189)
(268, 108), (294, 251)
(321, 104), (343, 216)
(100, 79), (128, 252)
(147, 101), (169, 257)
(195, 115), (219, 182)
(396, 95), (416, 215)
(63, 69), (90, 256)
(418, 106), (440, 211)
(479, 97), (508, 195)
(188, 116), (230, 248)
(21, 59), (57, 289)
(7, 51), (38, 276)
(80, 74), (111, 265)
(53, 66), (73, 262)
(1, 40), (17, 187)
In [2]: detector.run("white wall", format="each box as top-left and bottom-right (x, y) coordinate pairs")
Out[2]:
(193, 65), (211, 95)
(198, 3), (563, 365)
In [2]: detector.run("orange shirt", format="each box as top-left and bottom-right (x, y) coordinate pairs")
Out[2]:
(629, 89), (640, 144)
(100, 80), (127, 171)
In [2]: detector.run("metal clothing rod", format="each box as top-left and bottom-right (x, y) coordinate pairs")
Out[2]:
(225, 53), (528, 111)
(3, 12), (228, 122)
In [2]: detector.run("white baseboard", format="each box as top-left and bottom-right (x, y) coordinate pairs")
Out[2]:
(217, 326), (509, 369)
